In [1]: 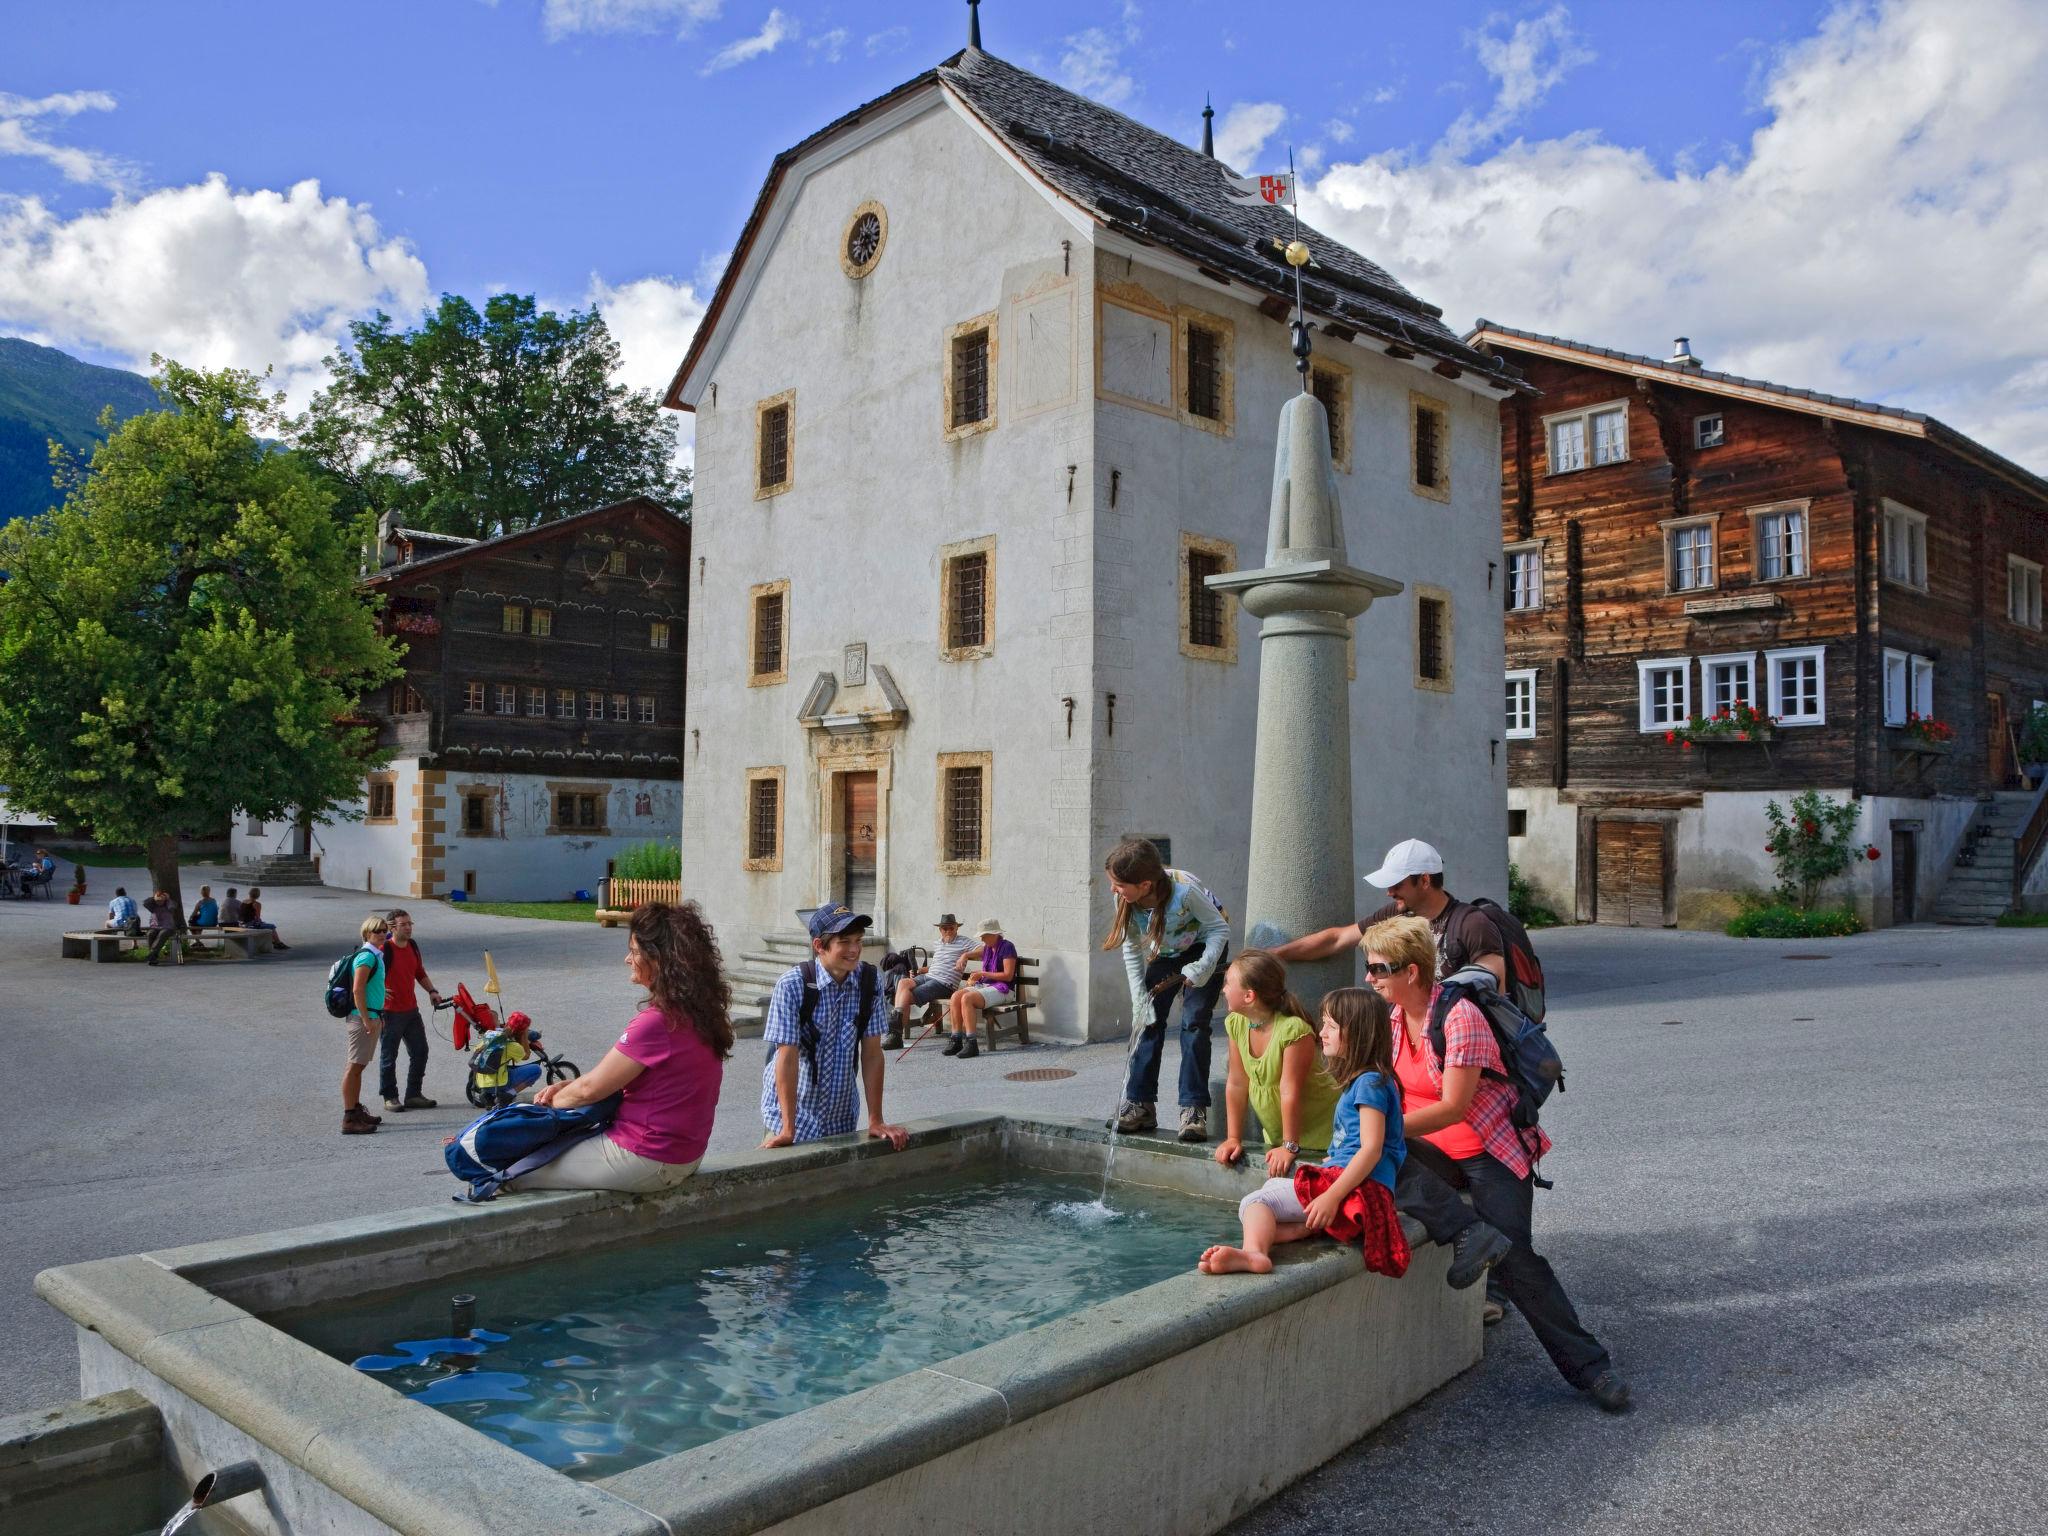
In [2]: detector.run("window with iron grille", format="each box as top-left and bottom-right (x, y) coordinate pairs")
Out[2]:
(502, 604), (525, 635)
(463, 681), (484, 713)
(758, 402), (791, 490)
(585, 690), (605, 720)
(531, 608), (553, 637)
(649, 620), (671, 650)
(526, 687), (546, 718)
(748, 777), (780, 862)
(1416, 595), (1448, 684)
(555, 688), (576, 719)
(1310, 366), (1347, 466)
(1185, 324), (1222, 420)
(367, 781), (396, 820)
(944, 765), (984, 863)
(753, 589), (785, 676)
(1412, 400), (1446, 492)
(578, 793), (602, 828)
(951, 328), (990, 428)
(1186, 549), (1225, 649)
(494, 684), (517, 715)
(637, 694), (656, 723)
(464, 793), (490, 834)
(948, 551), (988, 651)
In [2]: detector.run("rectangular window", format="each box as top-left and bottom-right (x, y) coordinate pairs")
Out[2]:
(1545, 401), (1629, 473)
(636, 694), (656, 723)
(1505, 670), (1537, 739)
(649, 620), (671, 650)
(1505, 544), (1542, 611)
(1702, 653), (1756, 716)
(1695, 413), (1725, 450)
(947, 551), (989, 651)
(584, 690), (605, 720)
(1637, 658), (1691, 731)
(1185, 323), (1223, 421)
(1187, 550), (1225, 649)
(757, 398), (792, 493)
(746, 774), (781, 864)
(1415, 590), (1451, 689)
(463, 793), (490, 835)
(1886, 648), (1935, 723)
(1755, 507), (1807, 581)
(551, 791), (605, 831)
(525, 687), (546, 718)
(1766, 645), (1826, 726)
(1912, 655), (1934, 719)
(945, 765), (984, 863)
(607, 549), (627, 576)
(1178, 534), (1236, 663)
(750, 582), (787, 681)
(1310, 364), (1350, 469)
(610, 693), (629, 722)
(1411, 395), (1449, 498)
(463, 681), (484, 714)
(555, 688), (576, 719)
(366, 780), (396, 821)
(1507, 809), (1529, 838)
(502, 604), (525, 635)
(950, 327), (990, 429)
(531, 607), (553, 637)
(1882, 501), (1927, 589)
(2009, 556), (2044, 629)
(392, 681), (427, 715)
(493, 684), (517, 715)
(1667, 520), (1715, 591)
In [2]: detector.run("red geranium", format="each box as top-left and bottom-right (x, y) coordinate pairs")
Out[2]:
(1866, 845), (1882, 860)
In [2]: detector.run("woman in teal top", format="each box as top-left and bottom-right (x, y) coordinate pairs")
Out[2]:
(1213, 950), (1340, 1177)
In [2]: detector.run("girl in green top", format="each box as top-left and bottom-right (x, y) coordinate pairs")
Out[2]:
(1213, 950), (1340, 1178)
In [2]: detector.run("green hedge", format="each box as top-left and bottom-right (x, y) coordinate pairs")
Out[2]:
(1726, 903), (1864, 938)
(611, 840), (680, 881)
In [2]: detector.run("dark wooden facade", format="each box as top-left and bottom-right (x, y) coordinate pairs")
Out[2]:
(361, 497), (690, 780)
(1478, 329), (2048, 806)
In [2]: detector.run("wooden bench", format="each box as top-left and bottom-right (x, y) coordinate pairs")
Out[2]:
(913, 955), (1038, 1050)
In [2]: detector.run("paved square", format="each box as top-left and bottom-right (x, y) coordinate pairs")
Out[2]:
(5, 870), (2043, 1533)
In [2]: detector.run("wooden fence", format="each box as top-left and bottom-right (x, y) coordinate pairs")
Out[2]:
(598, 878), (683, 924)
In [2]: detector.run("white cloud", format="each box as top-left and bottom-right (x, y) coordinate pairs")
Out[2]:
(1303, 0), (2048, 466)
(1443, 5), (1594, 157)
(865, 26), (909, 57)
(542, 0), (721, 39)
(0, 89), (135, 191)
(1324, 118), (1356, 146)
(0, 175), (428, 408)
(1057, 28), (1134, 107)
(700, 8), (794, 75)
(808, 27), (847, 63)
(1213, 102), (1287, 171)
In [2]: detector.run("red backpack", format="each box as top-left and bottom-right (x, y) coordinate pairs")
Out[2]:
(1466, 896), (1547, 1023)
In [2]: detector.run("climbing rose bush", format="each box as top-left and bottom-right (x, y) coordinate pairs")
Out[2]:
(1762, 790), (1869, 908)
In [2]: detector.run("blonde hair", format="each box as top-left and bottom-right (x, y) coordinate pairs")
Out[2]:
(1361, 914), (1436, 989)
(359, 914), (391, 942)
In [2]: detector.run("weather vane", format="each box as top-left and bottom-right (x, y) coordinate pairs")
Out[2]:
(1222, 146), (1314, 390)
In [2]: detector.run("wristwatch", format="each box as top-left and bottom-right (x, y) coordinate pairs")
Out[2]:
(1281, 1140), (1302, 1155)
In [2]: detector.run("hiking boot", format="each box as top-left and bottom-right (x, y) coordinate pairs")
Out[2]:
(1112, 1100), (1157, 1134)
(383, 1096), (406, 1113)
(942, 1035), (963, 1057)
(1177, 1107), (1208, 1143)
(1482, 1299), (1506, 1327)
(342, 1108), (378, 1135)
(958, 1038), (980, 1060)
(882, 1029), (903, 1051)
(1446, 1222), (1512, 1289)
(403, 1094), (438, 1110)
(1584, 1370), (1633, 1414)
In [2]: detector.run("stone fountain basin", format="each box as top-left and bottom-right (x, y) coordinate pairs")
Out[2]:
(36, 1114), (1479, 1536)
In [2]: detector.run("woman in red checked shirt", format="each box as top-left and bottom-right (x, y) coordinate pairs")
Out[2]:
(1364, 914), (1633, 1414)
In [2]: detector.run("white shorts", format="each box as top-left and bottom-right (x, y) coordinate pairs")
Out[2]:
(1239, 1176), (1308, 1224)
(964, 985), (1011, 1007)
(503, 1133), (702, 1195)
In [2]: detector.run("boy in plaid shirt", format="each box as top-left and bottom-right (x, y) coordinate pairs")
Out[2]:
(760, 904), (910, 1149)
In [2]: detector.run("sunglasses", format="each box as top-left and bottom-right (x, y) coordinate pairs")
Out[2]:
(1364, 961), (1394, 977)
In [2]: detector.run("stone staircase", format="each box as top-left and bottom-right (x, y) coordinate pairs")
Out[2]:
(220, 852), (324, 886)
(1931, 793), (2032, 924)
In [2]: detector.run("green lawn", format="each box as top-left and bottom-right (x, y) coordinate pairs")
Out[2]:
(1995, 910), (2048, 927)
(53, 848), (219, 868)
(443, 900), (600, 923)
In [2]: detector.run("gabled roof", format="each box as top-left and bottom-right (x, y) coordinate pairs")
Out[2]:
(361, 496), (688, 588)
(1469, 321), (2048, 504)
(663, 47), (1523, 410)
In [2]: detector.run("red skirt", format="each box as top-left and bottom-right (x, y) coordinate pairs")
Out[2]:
(1293, 1164), (1411, 1278)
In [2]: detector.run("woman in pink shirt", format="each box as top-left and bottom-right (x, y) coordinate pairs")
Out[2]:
(508, 902), (731, 1194)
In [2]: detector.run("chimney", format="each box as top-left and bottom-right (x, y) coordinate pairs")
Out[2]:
(376, 509), (401, 568)
(1669, 336), (1703, 368)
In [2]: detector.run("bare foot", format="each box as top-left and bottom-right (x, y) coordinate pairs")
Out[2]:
(1198, 1245), (1273, 1275)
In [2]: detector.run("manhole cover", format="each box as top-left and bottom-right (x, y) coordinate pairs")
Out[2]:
(1656, 1020), (1684, 1027)
(1004, 1067), (1077, 1083)
(1781, 953), (1832, 960)
(1792, 1017), (1815, 1022)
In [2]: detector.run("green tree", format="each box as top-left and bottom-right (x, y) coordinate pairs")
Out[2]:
(0, 361), (399, 919)
(296, 292), (689, 538)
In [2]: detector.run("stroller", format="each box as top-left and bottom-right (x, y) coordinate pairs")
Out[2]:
(435, 984), (582, 1108)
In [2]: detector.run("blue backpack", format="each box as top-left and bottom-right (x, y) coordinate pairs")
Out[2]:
(1426, 966), (1565, 1133)
(445, 1095), (622, 1203)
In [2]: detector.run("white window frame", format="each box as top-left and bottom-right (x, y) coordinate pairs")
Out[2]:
(1504, 541), (1543, 612)
(1636, 657), (1692, 733)
(1505, 669), (1537, 739)
(1750, 502), (1809, 582)
(1664, 516), (1717, 593)
(2008, 555), (2043, 630)
(1765, 645), (1826, 726)
(1911, 654), (1934, 720)
(1881, 500), (1928, 590)
(1543, 399), (1630, 474)
(1694, 413), (1725, 450)
(1700, 652), (1756, 717)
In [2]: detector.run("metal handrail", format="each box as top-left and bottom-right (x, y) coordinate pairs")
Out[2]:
(2016, 779), (2048, 907)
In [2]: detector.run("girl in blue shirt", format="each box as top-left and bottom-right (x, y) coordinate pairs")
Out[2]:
(1200, 987), (1409, 1277)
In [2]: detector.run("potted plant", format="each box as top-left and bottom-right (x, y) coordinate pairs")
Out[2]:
(1899, 711), (1956, 749)
(1666, 701), (1777, 755)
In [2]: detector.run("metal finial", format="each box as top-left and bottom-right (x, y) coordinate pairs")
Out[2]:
(967, 0), (981, 49)
(1201, 94), (1214, 157)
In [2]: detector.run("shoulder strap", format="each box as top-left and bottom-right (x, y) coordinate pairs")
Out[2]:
(857, 962), (879, 1030)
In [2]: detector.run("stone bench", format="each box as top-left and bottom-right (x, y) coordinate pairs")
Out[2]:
(214, 927), (276, 960)
(60, 931), (159, 963)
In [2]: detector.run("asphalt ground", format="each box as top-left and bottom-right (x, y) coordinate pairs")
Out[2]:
(4, 869), (2045, 1534)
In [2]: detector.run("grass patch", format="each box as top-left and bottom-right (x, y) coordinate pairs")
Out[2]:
(443, 900), (599, 923)
(1726, 903), (1865, 939)
(1995, 911), (2048, 928)
(57, 847), (218, 867)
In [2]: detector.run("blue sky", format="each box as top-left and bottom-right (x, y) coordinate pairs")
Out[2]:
(5, 1), (2045, 466)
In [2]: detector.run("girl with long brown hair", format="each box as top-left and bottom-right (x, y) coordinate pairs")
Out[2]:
(1214, 950), (1340, 1177)
(1100, 838), (1231, 1142)
(509, 901), (732, 1194)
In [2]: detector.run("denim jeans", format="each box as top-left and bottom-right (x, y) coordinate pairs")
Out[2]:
(1121, 942), (1228, 1109)
(1394, 1138), (1611, 1388)
(377, 1008), (429, 1100)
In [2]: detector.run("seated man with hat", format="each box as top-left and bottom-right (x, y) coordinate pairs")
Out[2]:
(881, 913), (977, 1050)
(760, 903), (910, 1149)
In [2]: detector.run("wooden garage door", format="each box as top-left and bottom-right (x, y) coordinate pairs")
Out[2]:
(1594, 820), (1667, 927)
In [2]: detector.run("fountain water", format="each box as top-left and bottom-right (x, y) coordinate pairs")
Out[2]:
(157, 1461), (264, 1535)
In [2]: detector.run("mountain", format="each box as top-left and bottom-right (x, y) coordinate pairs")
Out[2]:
(0, 338), (159, 528)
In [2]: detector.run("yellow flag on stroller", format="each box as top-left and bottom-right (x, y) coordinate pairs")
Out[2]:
(482, 950), (502, 996)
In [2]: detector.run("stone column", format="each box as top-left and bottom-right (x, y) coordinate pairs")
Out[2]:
(1207, 392), (1402, 1005)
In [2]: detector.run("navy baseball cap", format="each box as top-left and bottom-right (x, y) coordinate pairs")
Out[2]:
(807, 903), (872, 940)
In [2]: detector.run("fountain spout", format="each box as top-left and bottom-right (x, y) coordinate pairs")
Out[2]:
(161, 1461), (265, 1535)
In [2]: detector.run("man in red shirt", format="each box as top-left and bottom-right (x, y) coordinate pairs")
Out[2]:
(379, 909), (444, 1112)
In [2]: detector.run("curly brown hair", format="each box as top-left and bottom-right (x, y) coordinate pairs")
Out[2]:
(628, 901), (734, 1059)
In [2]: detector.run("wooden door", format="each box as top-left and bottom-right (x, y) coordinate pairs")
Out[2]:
(841, 772), (877, 916)
(1594, 819), (1667, 927)
(1891, 828), (1918, 923)
(1987, 692), (2010, 788)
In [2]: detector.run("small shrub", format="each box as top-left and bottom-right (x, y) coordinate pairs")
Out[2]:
(1762, 791), (1875, 908)
(611, 840), (681, 881)
(1507, 862), (1564, 928)
(1995, 911), (2048, 928)
(1725, 903), (1865, 939)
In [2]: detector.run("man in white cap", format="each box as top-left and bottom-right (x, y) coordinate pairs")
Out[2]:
(1270, 838), (1505, 989)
